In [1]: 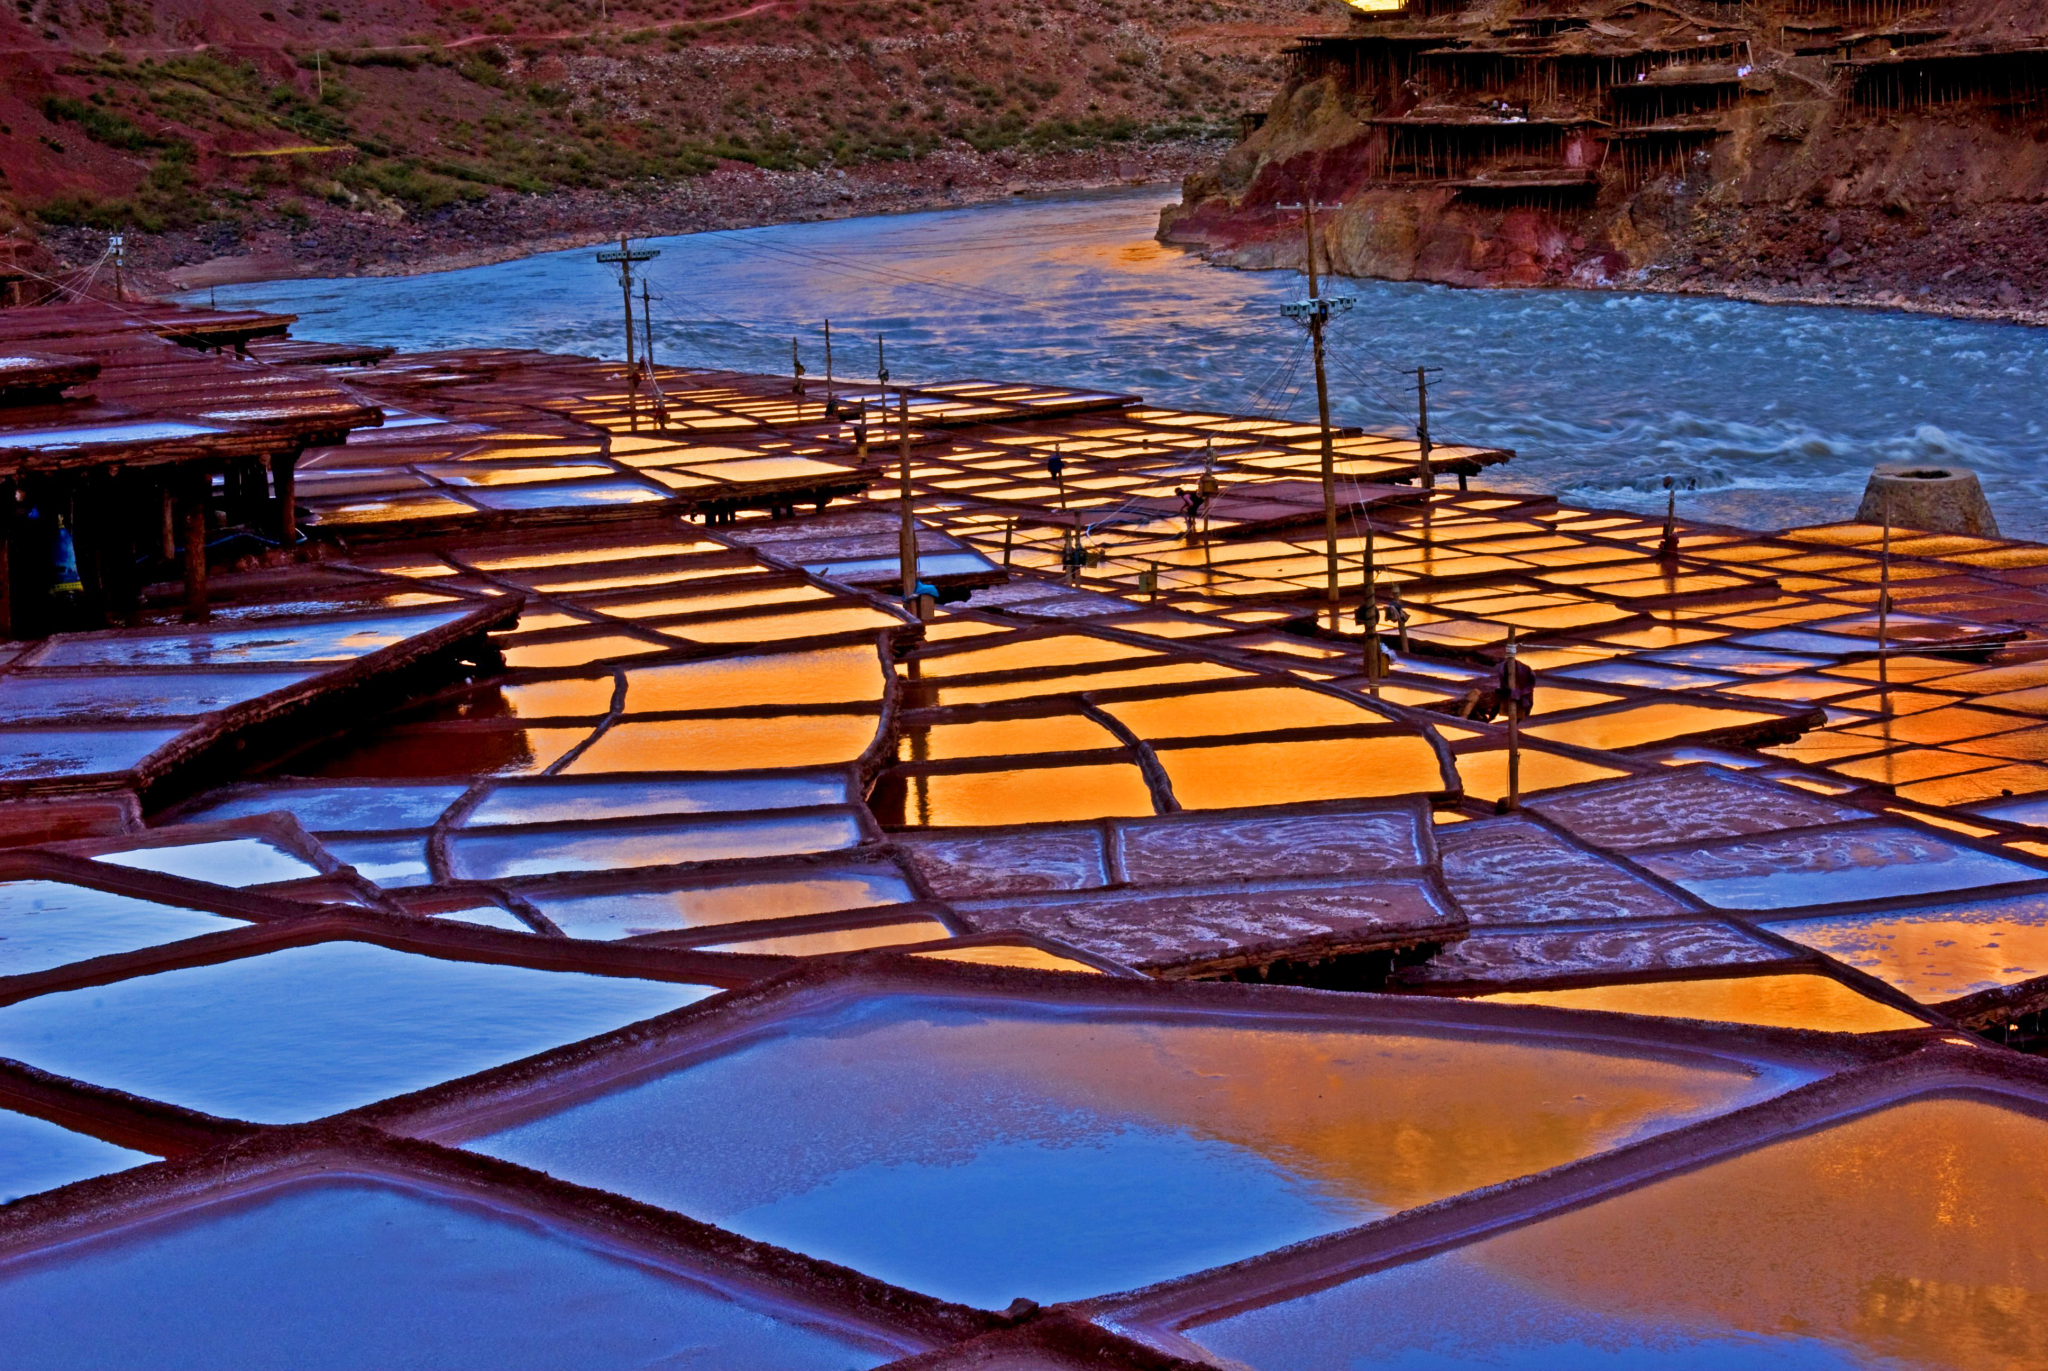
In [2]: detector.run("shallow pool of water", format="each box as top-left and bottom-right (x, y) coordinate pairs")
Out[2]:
(194, 189), (2048, 538)
(0, 941), (713, 1122)
(0, 1176), (900, 1369)
(1188, 1097), (2048, 1371)
(461, 993), (1800, 1308)
(0, 1108), (151, 1204)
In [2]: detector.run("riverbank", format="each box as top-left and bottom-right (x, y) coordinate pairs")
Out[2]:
(44, 129), (2048, 332)
(1166, 198), (2048, 333)
(39, 142), (1229, 292)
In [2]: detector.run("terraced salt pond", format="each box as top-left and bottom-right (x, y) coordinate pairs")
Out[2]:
(458, 993), (1809, 1308)
(0, 941), (713, 1122)
(0, 1177), (903, 1369)
(1189, 1097), (2048, 1371)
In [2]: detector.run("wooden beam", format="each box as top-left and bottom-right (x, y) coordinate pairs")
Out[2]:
(182, 473), (209, 624)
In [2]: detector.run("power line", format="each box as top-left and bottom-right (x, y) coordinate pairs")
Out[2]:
(1321, 342), (1414, 425)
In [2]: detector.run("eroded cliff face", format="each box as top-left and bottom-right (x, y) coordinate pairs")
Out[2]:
(1161, 0), (2048, 315)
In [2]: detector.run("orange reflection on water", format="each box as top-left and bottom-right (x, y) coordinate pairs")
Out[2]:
(1101, 686), (1378, 740)
(913, 1017), (1779, 1216)
(1473, 1098), (2048, 1370)
(934, 661), (1246, 706)
(701, 919), (952, 956)
(605, 584), (829, 619)
(497, 676), (618, 718)
(1763, 903), (2048, 1003)
(501, 635), (666, 669)
(564, 714), (881, 773)
(916, 636), (1155, 678)
(1525, 702), (1786, 752)
(668, 605), (903, 644)
(884, 762), (1158, 826)
(622, 645), (884, 712)
(900, 715), (1121, 762)
(1156, 735), (1444, 809)
(471, 540), (711, 571)
(1455, 748), (1627, 803)
(1483, 972), (1927, 1033)
(910, 945), (1104, 974)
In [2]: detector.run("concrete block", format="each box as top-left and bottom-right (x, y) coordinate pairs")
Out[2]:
(1854, 464), (2000, 537)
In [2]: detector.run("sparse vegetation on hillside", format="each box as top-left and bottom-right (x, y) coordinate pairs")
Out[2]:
(0, 0), (1305, 242)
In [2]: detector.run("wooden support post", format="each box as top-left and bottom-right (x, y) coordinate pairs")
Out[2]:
(161, 485), (177, 561)
(0, 482), (13, 641)
(182, 472), (209, 623)
(275, 451), (298, 548)
(1414, 365), (1434, 489)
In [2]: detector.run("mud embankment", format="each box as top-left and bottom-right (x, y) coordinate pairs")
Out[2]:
(42, 141), (1227, 291)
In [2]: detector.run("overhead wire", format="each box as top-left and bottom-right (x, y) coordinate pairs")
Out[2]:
(1244, 328), (1313, 421)
(1322, 336), (1419, 422)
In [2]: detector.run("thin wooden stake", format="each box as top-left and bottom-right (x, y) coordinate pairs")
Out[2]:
(898, 389), (916, 601)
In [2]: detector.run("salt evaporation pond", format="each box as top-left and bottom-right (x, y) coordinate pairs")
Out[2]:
(195, 188), (2048, 537)
(0, 1178), (899, 1370)
(0, 1108), (151, 1204)
(459, 993), (1805, 1308)
(1189, 1096), (2048, 1371)
(0, 941), (714, 1122)
(0, 880), (243, 978)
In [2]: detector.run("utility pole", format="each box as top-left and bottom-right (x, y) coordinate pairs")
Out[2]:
(1878, 490), (1891, 651)
(1658, 476), (1680, 562)
(108, 233), (125, 303)
(1362, 515), (1380, 697)
(824, 320), (837, 417)
(898, 389), (918, 604)
(1200, 437), (1218, 538)
(596, 234), (658, 422)
(640, 280), (665, 429)
(1503, 629), (1522, 811)
(1414, 365), (1441, 489)
(1278, 200), (1353, 626)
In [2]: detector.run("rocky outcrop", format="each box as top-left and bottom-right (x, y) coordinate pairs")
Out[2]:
(1162, 0), (2048, 314)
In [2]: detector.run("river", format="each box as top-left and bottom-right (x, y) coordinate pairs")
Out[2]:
(189, 186), (2048, 539)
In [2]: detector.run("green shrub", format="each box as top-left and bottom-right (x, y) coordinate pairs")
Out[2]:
(39, 94), (164, 150)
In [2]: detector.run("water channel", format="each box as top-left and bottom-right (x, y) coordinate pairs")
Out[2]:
(194, 186), (2048, 539)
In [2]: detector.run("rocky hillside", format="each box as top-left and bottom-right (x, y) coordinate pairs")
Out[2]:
(0, 0), (1319, 286)
(1160, 0), (2048, 318)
